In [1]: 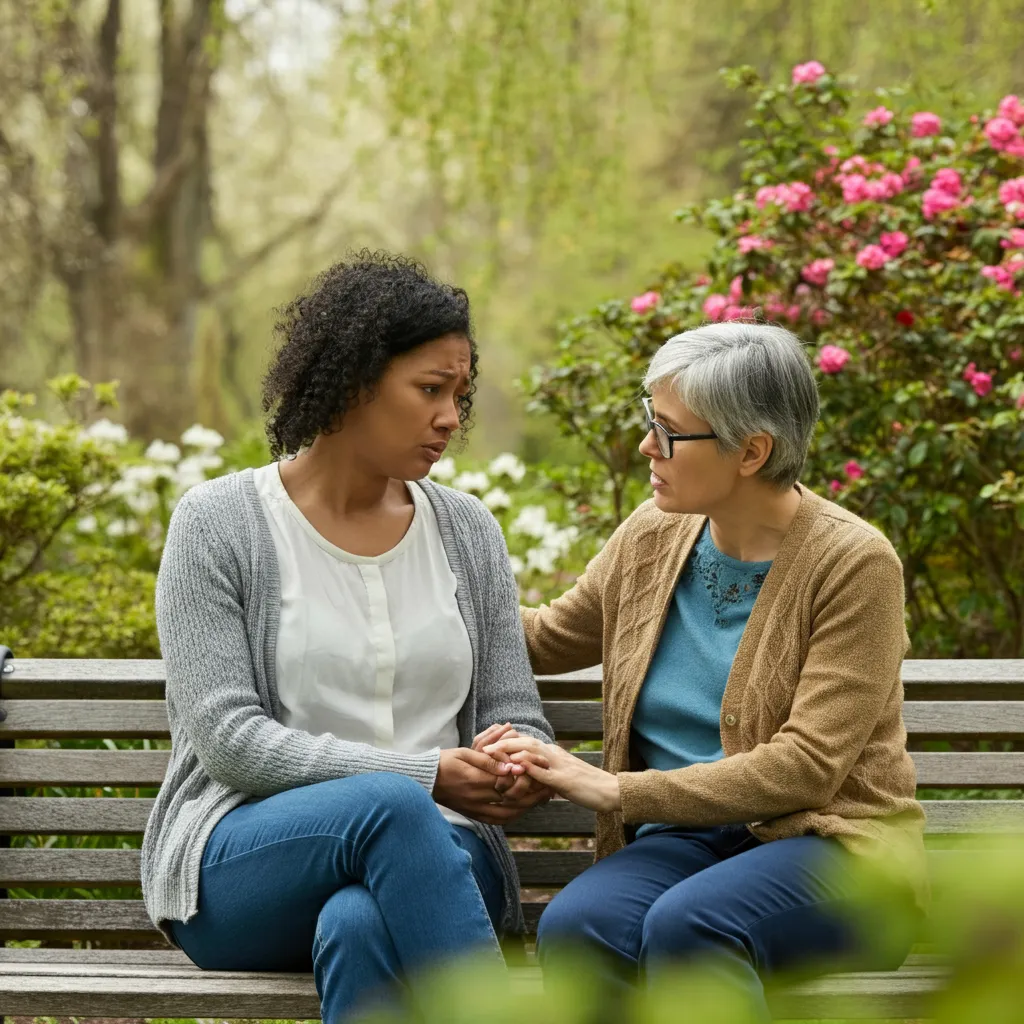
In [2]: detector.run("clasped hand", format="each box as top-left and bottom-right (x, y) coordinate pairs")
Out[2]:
(482, 734), (621, 813)
(432, 723), (553, 826)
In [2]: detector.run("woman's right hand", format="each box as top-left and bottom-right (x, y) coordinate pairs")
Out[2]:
(433, 747), (546, 825)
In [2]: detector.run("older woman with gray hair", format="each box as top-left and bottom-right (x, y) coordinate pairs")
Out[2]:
(483, 322), (926, 1016)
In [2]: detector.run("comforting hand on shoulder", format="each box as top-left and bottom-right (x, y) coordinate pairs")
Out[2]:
(483, 735), (621, 813)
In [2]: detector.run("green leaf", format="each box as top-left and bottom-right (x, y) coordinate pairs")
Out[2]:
(908, 441), (929, 467)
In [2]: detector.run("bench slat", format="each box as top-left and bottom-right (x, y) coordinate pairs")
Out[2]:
(1, 749), (1021, 789)
(2, 796), (1022, 837)
(0, 749), (171, 786)
(5, 698), (1024, 741)
(0, 846), (1006, 889)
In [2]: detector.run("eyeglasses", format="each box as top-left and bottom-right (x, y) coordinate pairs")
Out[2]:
(641, 397), (718, 459)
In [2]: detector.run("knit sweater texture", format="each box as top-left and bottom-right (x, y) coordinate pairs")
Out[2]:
(521, 484), (928, 908)
(141, 469), (553, 944)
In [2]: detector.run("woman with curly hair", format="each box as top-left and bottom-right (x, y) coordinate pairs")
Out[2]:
(141, 251), (553, 1022)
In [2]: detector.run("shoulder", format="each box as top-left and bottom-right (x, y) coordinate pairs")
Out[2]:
(165, 469), (258, 549)
(604, 498), (705, 557)
(799, 486), (904, 593)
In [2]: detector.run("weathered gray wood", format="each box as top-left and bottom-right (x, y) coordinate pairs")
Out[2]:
(0, 967), (322, 1018)
(0, 749), (170, 787)
(0, 848), (141, 885)
(765, 970), (941, 1019)
(4, 657), (1022, 700)
(0, 700), (171, 739)
(1, 796), (1022, 838)
(0, 898), (162, 941)
(0, 845), (1003, 890)
(0, 796), (154, 834)
(5, 697), (1024, 742)
(0, 947), (193, 966)
(911, 751), (1024, 787)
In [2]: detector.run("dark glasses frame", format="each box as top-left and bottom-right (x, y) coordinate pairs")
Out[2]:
(642, 397), (718, 459)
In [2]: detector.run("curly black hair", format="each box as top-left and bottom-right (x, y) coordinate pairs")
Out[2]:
(262, 250), (477, 459)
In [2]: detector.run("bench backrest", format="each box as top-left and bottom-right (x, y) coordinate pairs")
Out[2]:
(1, 658), (1023, 944)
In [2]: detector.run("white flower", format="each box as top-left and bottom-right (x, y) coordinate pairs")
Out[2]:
(482, 487), (512, 511)
(82, 482), (107, 499)
(452, 471), (490, 494)
(122, 464), (162, 487)
(145, 440), (181, 463)
(83, 418), (128, 445)
(175, 453), (223, 490)
(488, 453), (526, 483)
(180, 424), (225, 450)
(508, 555), (525, 576)
(526, 547), (557, 574)
(106, 518), (138, 538)
(4, 416), (25, 432)
(76, 515), (97, 534)
(430, 457), (457, 481)
(510, 505), (549, 539)
(125, 490), (158, 515)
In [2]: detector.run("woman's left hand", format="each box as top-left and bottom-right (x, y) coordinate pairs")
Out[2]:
(483, 735), (621, 813)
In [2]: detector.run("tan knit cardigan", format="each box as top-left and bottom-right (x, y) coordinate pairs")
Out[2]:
(522, 483), (928, 907)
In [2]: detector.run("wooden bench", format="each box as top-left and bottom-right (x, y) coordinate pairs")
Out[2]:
(0, 655), (1022, 1020)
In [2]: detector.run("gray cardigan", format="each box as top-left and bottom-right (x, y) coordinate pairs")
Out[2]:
(140, 469), (554, 943)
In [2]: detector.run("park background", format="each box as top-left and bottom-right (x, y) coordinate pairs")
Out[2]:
(2, 1), (1024, 1021)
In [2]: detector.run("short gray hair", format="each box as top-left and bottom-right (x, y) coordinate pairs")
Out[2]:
(643, 322), (820, 490)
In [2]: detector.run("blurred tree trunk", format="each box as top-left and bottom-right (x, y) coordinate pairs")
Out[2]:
(57, 0), (220, 440)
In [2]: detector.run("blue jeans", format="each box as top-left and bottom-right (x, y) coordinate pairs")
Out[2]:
(169, 772), (504, 1023)
(537, 824), (917, 1021)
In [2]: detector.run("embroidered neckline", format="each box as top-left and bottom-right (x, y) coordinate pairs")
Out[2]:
(684, 527), (771, 627)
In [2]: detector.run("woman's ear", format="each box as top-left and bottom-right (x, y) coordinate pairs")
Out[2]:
(737, 432), (774, 478)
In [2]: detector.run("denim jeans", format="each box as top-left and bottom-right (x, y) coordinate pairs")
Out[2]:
(537, 824), (917, 1022)
(168, 772), (504, 1023)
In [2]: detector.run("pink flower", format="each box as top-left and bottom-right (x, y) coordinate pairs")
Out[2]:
(811, 308), (832, 326)
(999, 95), (1024, 127)
(703, 294), (729, 321)
(723, 305), (756, 322)
(864, 106), (894, 128)
(1000, 229), (1024, 250)
(737, 235), (774, 254)
(985, 116), (1020, 151)
(878, 172), (905, 198)
(630, 290), (660, 314)
(817, 344), (851, 374)
(829, 479), (843, 494)
(764, 298), (788, 319)
(856, 244), (890, 270)
(844, 460), (865, 480)
(963, 362), (979, 383)
(892, 421), (904, 433)
(786, 304), (802, 322)
(756, 182), (816, 213)
(823, 144), (839, 156)
(801, 258), (835, 287)
(971, 372), (994, 397)
(755, 185), (778, 210)
(911, 112), (942, 137)
(1017, 393), (1024, 410)
(999, 177), (1024, 219)
(728, 275), (744, 302)
(981, 265), (1018, 291)
(1007, 136), (1024, 159)
(1010, 348), (1022, 362)
(902, 156), (923, 186)
(922, 188), (959, 220)
(879, 231), (909, 258)
(694, 273), (712, 286)
(792, 61), (826, 85)
(931, 168), (963, 196)
(839, 173), (870, 204)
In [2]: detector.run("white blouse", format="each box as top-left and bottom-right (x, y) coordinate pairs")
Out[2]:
(253, 462), (477, 832)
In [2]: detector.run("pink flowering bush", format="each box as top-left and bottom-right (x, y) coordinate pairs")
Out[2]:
(526, 63), (1024, 657)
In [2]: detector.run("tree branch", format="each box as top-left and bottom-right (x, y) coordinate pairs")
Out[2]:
(90, 0), (122, 243)
(199, 177), (348, 299)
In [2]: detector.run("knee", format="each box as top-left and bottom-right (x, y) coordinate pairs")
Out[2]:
(537, 885), (600, 952)
(641, 891), (736, 962)
(314, 884), (386, 957)
(342, 771), (439, 822)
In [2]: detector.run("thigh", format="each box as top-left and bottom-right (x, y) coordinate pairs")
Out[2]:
(172, 773), (438, 970)
(538, 829), (726, 966)
(642, 835), (913, 977)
